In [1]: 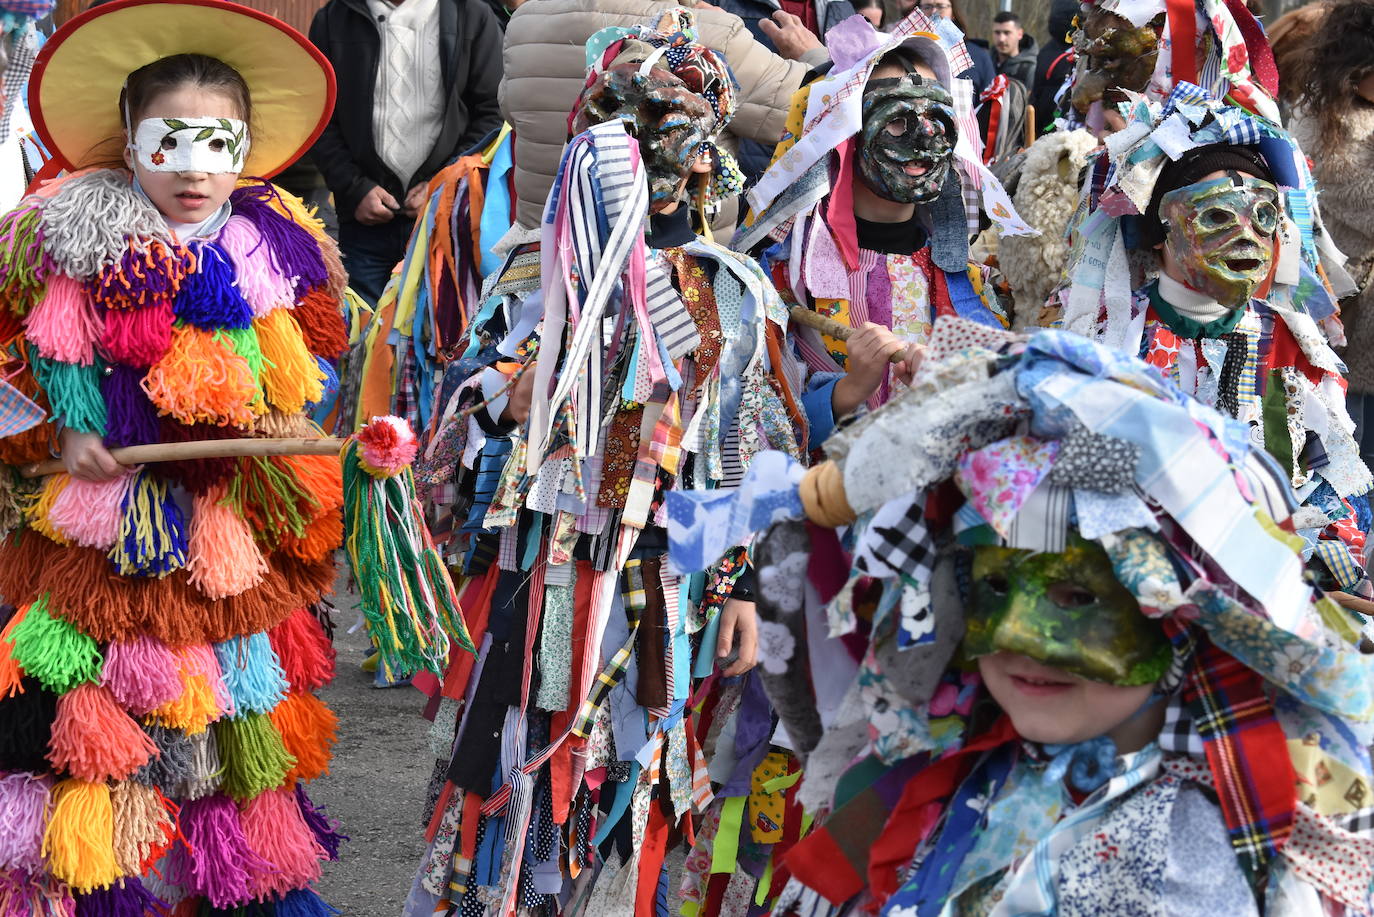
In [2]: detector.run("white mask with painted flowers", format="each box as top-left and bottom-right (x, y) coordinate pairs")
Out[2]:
(131, 116), (249, 174)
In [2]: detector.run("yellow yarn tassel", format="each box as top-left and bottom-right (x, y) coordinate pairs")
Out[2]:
(43, 778), (120, 893)
(22, 473), (73, 545)
(254, 308), (325, 414)
(148, 645), (226, 734)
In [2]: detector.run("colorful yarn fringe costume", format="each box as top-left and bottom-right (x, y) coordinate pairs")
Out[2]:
(0, 166), (354, 913)
(735, 11), (1030, 413)
(399, 12), (841, 916)
(667, 317), (1374, 915)
(1049, 86), (1372, 600)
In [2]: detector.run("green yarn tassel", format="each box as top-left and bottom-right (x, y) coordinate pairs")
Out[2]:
(218, 326), (266, 384)
(212, 712), (295, 801)
(32, 356), (106, 435)
(226, 456), (318, 549)
(7, 593), (103, 693)
(342, 441), (473, 681)
(0, 205), (47, 316)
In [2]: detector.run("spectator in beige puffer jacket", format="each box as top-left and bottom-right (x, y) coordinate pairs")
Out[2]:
(500, 0), (830, 231)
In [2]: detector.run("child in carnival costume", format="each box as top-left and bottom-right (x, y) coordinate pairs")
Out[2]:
(401, 10), (845, 915)
(668, 318), (1374, 915)
(1054, 85), (1373, 603)
(736, 10), (1034, 428)
(0, 0), (352, 911)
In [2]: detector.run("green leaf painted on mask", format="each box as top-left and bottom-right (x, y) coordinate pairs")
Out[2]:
(194, 128), (215, 142)
(164, 118), (190, 131)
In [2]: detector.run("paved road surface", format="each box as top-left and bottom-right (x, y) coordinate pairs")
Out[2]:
(313, 598), (436, 916)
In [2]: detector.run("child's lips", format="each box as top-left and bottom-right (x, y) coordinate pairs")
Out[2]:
(1007, 673), (1076, 696)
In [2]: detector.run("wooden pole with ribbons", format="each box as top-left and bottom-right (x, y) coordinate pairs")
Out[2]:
(21, 438), (345, 478)
(788, 306), (906, 364)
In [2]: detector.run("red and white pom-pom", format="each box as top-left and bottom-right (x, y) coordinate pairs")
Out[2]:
(355, 416), (419, 478)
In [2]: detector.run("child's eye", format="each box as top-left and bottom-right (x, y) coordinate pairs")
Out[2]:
(208, 139), (226, 153)
(982, 574), (1010, 596)
(1048, 582), (1097, 608)
(160, 137), (178, 151)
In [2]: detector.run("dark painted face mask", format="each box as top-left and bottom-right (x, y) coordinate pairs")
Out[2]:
(963, 537), (1172, 686)
(857, 75), (957, 205)
(1160, 173), (1281, 308)
(572, 63), (714, 213)
(1070, 7), (1164, 115)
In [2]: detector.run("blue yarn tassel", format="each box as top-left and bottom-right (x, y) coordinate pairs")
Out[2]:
(102, 363), (161, 447)
(108, 470), (188, 577)
(213, 632), (288, 716)
(175, 241), (254, 330)
(305, 356), (339, 420)
(272, 888), (341, 917)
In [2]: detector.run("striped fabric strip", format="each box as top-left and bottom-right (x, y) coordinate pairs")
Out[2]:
(646, 254), (702, 360)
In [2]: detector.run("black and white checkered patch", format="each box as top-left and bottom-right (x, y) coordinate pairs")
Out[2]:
(852, 491), (936, 584)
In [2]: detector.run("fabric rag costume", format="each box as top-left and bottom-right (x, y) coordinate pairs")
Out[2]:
(1052, 86), (1371, 599)
(0, 2), (358, 912)
(401, 12), (836, 916)
(668, 317), (1374, 916)
(737, 12), (1032, 415)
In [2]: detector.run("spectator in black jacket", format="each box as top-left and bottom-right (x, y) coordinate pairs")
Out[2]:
(991, 10), (1036, 91)
(1031, 0), (1078, 133)
(308, 0), (504, 303)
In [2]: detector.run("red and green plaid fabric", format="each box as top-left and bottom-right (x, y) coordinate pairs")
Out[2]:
(1171, 623), (1297, 879)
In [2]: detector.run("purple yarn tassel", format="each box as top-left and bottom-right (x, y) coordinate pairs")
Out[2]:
(90, 244), (186, 311)
(72, 877), (169, 917)
(0, 773), (51, 872)
(102, 364), (161, 448)
(293, 783), (347, 861)
(167, 794), (273, 909)
(229, 184), (328, 296)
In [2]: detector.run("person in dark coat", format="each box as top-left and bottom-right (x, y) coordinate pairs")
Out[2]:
(991, 10), (1036, 90)
(1031, 0), (1078, 132)
(307, 0), (504, 304)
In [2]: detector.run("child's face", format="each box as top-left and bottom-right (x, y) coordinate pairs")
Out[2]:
(125, 84), (245, 225)
(978, 652), (1159, 748)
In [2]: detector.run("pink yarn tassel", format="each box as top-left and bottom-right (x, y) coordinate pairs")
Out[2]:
(215, 217), (297, 317)
(0, 773), (52, 871)
(47, 473), (132, 550)
(240, 786), (324, 898)
(0, 868), (75, 917)
(25, 274), (102, 365)
(102, 636), (183, 716)
(186, 488), (269, 600)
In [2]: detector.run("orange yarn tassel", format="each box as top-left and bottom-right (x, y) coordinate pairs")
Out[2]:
(48, 683), (159, 781)
(254, 308), (325, 414)
(0, 604), (30, 697)
(279, 509), (343, 563)
(143, 325), (258, 427)
(268, 690), (337, 783)
(186, 486), (269, 600)
(23, 474), (74, 545)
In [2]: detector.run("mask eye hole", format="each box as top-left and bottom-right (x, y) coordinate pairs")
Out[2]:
(208, 138), (226, 153)
(884, 117), (907, 138)
(1252, 201), (1279, 233)
(160, 136), (178, 151)
(1202, 207), (1233, 228)
(982, 573), (1010, 596)
(1048, 582), (1097, 608)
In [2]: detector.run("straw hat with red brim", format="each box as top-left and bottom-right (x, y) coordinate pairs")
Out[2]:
(30, 0), (335, 179)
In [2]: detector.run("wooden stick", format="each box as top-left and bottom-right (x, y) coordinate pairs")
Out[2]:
(788, 306), (905, 364)
(21, 437), (347, 479)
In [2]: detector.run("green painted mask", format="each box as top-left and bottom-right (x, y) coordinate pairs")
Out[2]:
(1160, 174), (1281, 309)
(963, 538), (1172, 686)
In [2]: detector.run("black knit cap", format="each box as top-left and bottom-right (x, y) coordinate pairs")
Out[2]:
(1137, 143), (1276, 247)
